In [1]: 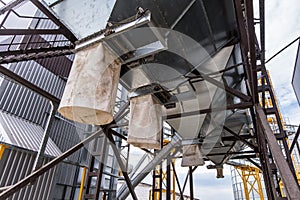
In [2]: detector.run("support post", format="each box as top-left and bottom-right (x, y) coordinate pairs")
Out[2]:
(171, 161), (184, 200)
(290, 125), (300, 154)
(166, 156), (171, 200)
(117, 136), (182, 200)
(78, 166), (87, 200)
(105, 128), (138, 200)
(189, 167), (194, 200)
(32, 101), (57, 171)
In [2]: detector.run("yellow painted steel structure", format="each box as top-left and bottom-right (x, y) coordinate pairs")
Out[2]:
(149, 160), (176, 200)
(151, 139), (176, 200)
(0, 144), (7, 160)
(235, 165), (264, 200)
(78, 166), (87, 200)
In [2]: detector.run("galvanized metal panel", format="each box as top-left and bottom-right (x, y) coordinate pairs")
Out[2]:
(48, 117), (82, 161)
(47, 0), (117, 39)
(0, 147), (57, 200)
(0, 110), (62, 157)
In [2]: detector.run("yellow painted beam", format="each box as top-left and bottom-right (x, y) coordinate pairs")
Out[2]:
(0, 144), (7, 160)
(78, 167), (87, 200)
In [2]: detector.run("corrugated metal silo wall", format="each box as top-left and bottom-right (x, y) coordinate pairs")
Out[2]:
(0, 147), (57, 200)
(0, 57), (82, 197)
(0, 10), (85, 199)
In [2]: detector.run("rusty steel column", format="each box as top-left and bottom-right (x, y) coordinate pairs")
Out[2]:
(256, 105), (300, 200)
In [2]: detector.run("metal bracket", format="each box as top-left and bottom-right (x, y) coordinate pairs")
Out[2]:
(75, 10), (167, 64)
(128, 83), (172, 105)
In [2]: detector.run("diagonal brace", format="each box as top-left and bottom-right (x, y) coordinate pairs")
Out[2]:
(223, 126), (257, 150)
(202, 75), (252, 102)
(256, 105), (300, 200)
(104, 127), (138, 200)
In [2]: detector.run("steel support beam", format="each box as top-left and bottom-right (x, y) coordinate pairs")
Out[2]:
(265, 37), (300, 64)
(244, 0), (259, 103)
(222, 134), (254, 141)
(166, 156), (171, 200)
(32, 101), (57, 171)
(256, 105), (300, 200)
(223, 126), (257, 150)
(117, 136), (182, 200)
(207, 150), (255, 157)
(30, 0), (77, 43)
(200, 75), (252, 102)
(104, 127), (138, 200)
(256, 121), (278, 199)
(0, 65), (60, 103)
(170, 0), (196, 30)
(246, 158), (262, 170)
(259, 0), (266, 110)
(171, 161), (184, 200)
(189, 167), (194, 200)
(230, 154), (257, 160)
(233, 0), (253, 98)
(290, 125), (300, 154)
(0, 28), (63, 35)
(165, 102), (253, 120)
(0, 0), (27, 15)
(181, 166), (197, 196)
(0, 46), (74, 64)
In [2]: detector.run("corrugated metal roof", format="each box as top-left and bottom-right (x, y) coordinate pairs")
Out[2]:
(0, 110), (62, 157)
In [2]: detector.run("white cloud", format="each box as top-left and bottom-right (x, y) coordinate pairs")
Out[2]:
(173, 161), (234, 200)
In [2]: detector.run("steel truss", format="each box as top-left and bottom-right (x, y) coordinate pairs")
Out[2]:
(234, 0), (300, 199)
